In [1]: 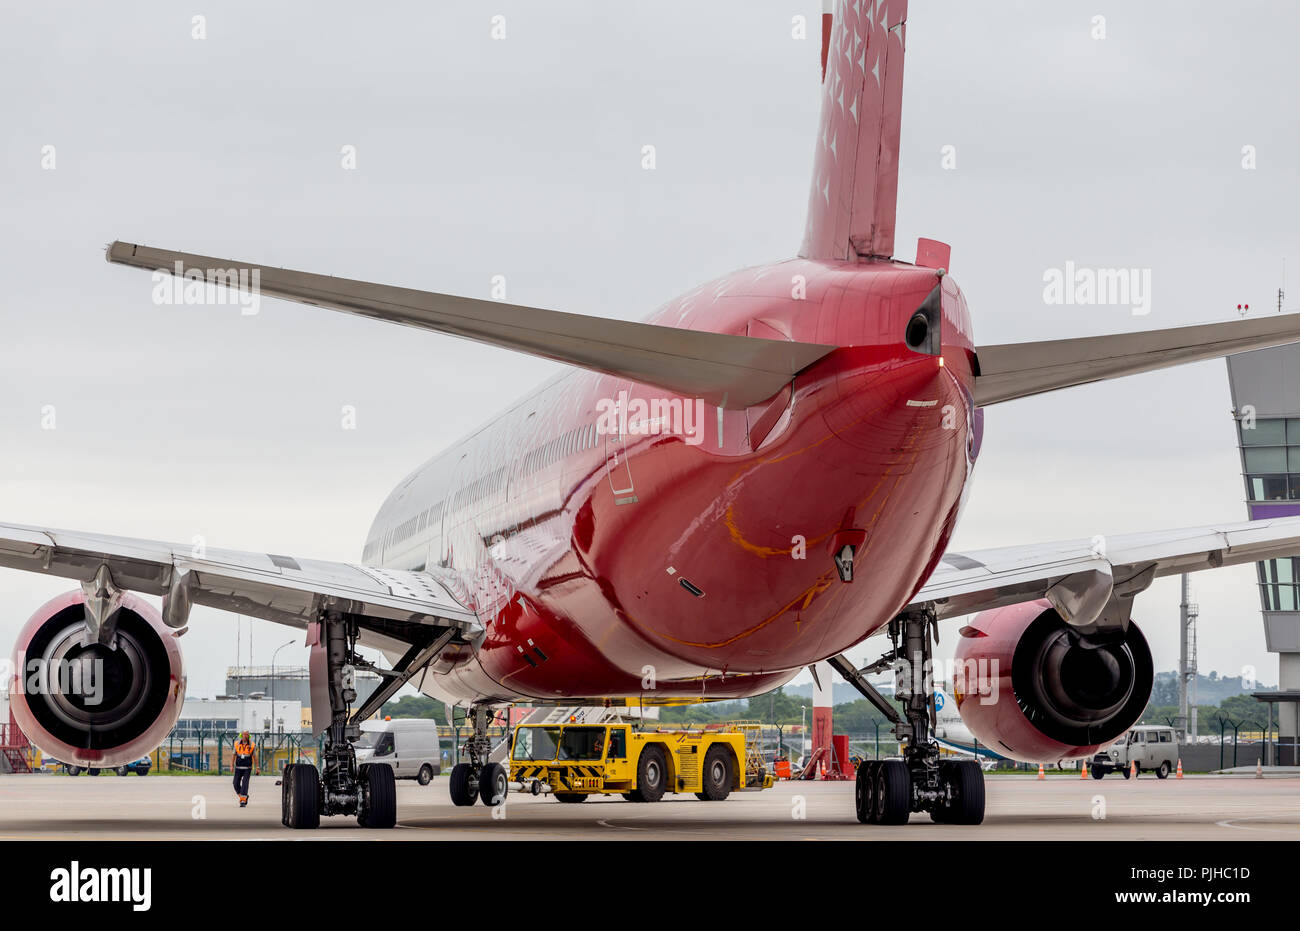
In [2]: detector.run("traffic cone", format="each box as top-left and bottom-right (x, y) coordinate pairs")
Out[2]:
(1037, 762), (1045, 780)
(1256, 758), (1264, 779)
(1176, 759), (1183, 779)
(1129, 760), (1137, 779)
(1080, 760), (1088, 779)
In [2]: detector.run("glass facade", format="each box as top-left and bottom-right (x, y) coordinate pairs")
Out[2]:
(1242, 418), (1300, 501)
(1243, 417), (1300, 608)
(172, 719), (239, 739)
(1259, 558), (1300, 611)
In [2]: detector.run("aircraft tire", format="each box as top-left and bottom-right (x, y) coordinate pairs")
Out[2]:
(856, 761), (879, 823)
(283, 763), (320, 829)
(874, 759), (910, 825)
(358, 763), (397, 828)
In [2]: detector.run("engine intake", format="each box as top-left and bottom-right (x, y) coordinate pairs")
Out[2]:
(953, 598), (1152, 762)
(8, 590), (185, 768)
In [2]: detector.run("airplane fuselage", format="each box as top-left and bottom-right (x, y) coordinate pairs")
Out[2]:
(365, 256), (979, 705)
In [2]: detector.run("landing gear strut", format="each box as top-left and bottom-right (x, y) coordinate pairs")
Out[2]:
(449, 703), (508, 807)
(853, 606), (985, 825)
(282, 611), (397, 829)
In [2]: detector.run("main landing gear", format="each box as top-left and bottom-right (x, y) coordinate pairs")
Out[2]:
(853, 606), (985, 826)
(282, 611), (397, 829)
(449, 704), (508, 807)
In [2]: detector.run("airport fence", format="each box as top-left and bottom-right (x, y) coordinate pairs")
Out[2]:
(152, 730), (322, 775)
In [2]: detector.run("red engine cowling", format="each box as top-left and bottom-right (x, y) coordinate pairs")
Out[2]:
(952, 598), (1152, 762)
(8, 590), (185, 768)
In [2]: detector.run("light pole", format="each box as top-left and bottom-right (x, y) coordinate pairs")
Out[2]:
(271, 639), (295, 767)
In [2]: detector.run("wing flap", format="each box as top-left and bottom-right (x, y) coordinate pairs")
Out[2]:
(914, 516), (1300, 620)
(105, 241), (834, 410)
(974, 314), (1300, 406)
(0, 521), (479, 635)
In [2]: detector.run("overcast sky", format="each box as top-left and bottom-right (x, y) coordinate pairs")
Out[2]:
(2, 1), (1298, 699)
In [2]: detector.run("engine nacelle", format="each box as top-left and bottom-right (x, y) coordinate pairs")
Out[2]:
(952, 598), (1152, 762)
(8, 590), (185, 768)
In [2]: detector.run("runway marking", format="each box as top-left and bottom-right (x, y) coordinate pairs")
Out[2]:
(597, 819), (646, 831)
(1214, 816), (1300, 834)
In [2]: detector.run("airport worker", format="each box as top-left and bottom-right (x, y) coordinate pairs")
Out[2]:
(232, 731), (257, 807)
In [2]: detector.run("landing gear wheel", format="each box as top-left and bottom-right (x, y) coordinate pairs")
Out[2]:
(478, 762), (508, 806)
(87, 768), (100, 776)
(416, 764), (434, 786)
(633, 746), (668, 803)
(358, 763), (397, 828)
(930, 761), (954, 823)
(855, 761), (880, 823)
(933, 759), (984, 825)
(1156, 761), (1170, 779)
(281, 764), (294, 826)
(555, 793), (588, 803)
(282, 763), (320, 829)
(873, 759), (911, 825)
(449, 762), (477, 806)
(66, 765), (81, 776)
(695, 746), (732, 801)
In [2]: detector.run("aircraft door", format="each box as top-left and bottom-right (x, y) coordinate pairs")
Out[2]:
(605, 428), (637, 505)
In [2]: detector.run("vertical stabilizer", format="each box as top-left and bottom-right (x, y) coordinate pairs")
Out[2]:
(801, 0), (908, 262)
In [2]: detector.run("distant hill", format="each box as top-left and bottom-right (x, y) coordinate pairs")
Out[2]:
(781, 671), (1267, 709)
(783, 680), (893, 705)
(1150, 671), (1272, 707)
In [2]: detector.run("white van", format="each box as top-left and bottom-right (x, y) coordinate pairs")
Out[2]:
(354, 718), (443, 784)
(1090, 725), (1179, 779)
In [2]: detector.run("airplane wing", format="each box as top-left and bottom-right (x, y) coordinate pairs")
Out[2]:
(0, 521), (480, 648)
(974, 314), (1300, 407)
(104, 241), (834, 410)
(911, 515), (1300, 622)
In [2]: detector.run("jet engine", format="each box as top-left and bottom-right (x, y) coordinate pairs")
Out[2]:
(952, 598), (1152, 762)
(8, 590), (185, 768)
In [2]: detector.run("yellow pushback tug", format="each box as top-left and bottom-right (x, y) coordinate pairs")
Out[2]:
(509, 721), (774, 802)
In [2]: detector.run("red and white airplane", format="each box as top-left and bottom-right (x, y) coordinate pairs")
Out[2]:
(8, 0), (1300, 827)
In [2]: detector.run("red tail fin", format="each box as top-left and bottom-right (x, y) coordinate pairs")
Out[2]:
(801, 0), (908, 262)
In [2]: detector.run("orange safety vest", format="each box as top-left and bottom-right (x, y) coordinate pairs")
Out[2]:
(233, 741), (254, 765)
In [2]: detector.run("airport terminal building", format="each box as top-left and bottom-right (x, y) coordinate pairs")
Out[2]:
(1226, 345), (1300, 764)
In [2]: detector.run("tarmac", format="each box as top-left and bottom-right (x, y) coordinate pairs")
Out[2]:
(2, 771), (1298, 840)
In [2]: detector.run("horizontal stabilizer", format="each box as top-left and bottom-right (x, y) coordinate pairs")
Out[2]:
(975, 313), (1300, 407)
(106, 241), (834, 410)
